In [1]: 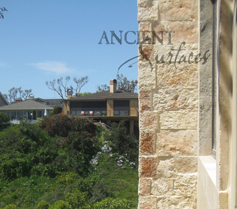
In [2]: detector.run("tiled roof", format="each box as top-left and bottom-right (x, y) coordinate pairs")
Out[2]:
(0, 100), (53, 110)
(68, 91), (138, 101)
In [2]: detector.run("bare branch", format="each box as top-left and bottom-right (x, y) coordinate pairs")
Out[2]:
(0, 7), (8, 19)
(46, 79), (64, 99)
(73, 76), (89, 96)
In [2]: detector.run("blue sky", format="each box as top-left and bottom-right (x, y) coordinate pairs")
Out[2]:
(0, 1), (138, 99)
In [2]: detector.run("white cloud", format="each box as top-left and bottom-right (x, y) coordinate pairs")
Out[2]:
(30, 61), (74, 74)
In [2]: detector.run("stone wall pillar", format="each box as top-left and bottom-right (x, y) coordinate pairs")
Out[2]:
(138, 0), (198, 208)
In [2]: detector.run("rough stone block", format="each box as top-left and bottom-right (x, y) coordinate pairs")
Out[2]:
(157, 196), (197, 209)
(139, 45), (153, 61)
(174, 157), (197, 173)
(156, 63), (198, 89)
(151, 43), (199, 66)
(159, 0), (198, 21)
(157, 157), (176, 178)
(174, 174), (197, 198)
(138, 61), (156, 91)
(139, 91), (152, 112)
(139, 22), (152, 44)
(139, 178), (151, 195)
(140, 130), (156, 155)
(151, 178), (174, 196)
(153, 21), (198, 44)
(160, 111), (197, 130)
(153, 88), (198, 112)
(139, 157), (158, 177)
(139, 196), (157, 209)
(139, 111), (159, 130)
(156, 130), (198, 156)
(138, 0), (159, 22)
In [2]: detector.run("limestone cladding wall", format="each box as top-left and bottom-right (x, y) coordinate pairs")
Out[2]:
(138, 0), (198, 208)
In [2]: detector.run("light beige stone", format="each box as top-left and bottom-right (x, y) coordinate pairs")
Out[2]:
(156, 130), (198, 156)
(152, 43), (198, 56)
(139, 196), (157, 209)
(157, 157), (176, 178)
(156, 63), (198, 89)
(160, 111), (197, 130)
(153, 88), (198, 112)
(137, 0), (152, 7)
(139, 22), (152, 45)
(139, 91), (152, 112)
(174, 174), (197, 198)
(151, 178), (174, 195)
(139, 111), (159, 130)
(159, 0), (198, 21)
(174, 157), (197, 173)
(157, 196), (197, 209)
(138, 0), (159, 22)
(153, 21), (198, 44)
(138, 61), (156, 91)
(139, 178), (151, 195)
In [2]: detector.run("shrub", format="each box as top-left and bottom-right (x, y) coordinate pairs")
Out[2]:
(105, 120), (138, 164)
(53, 106), (63, 115)
(0, 113), (9, 130)
(41, 114), (71, 137)
(65, 190), (91, 209)
(70, 117), (96, 136)
(0, 112), (9, 123)
(1, 158), (30, 180)
(2, 204), (17, 209)
(49, 200), (69, 209)
(41, 114), (97, 137)
(36, 200), (50, 209)
(66, 131), (100, 176)
(92, 198), (132, 209)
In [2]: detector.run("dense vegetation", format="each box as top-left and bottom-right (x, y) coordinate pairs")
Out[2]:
(0, 114), (138, 208)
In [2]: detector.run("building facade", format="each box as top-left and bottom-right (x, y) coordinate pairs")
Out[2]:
(63, 79), (139, 136)
(138, 0), (237, 208)
(0, 100), (53, 122)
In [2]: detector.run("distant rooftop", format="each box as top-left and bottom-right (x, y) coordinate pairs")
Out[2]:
(68, 91), (138, 101)
(0, 100), (53, 110)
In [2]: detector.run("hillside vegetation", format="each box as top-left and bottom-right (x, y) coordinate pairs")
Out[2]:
(0, 114), (138, 209)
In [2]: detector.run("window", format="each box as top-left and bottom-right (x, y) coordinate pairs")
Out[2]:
(11, 111), (16, 120)
(114, 100), (130, 116)
(37, 110), (44, 118)
(16, 111), (23, 120)
(24, 111), (28, 119)
(28, 111), (33, 120)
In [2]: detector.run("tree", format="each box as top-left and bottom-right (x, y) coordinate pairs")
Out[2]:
(3, 88), (33, 103)
(53, 106), (63, 115)
(0, 113), (9, 130)
(45, 76), (89, 99)
(73, 76), (88, 96)
(96, 84), (110, 92)
(97, 73), (138, 93)
(116, 73), (138, 93)
(45, 77), (70, 99)
(0, 7), (7, 19)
